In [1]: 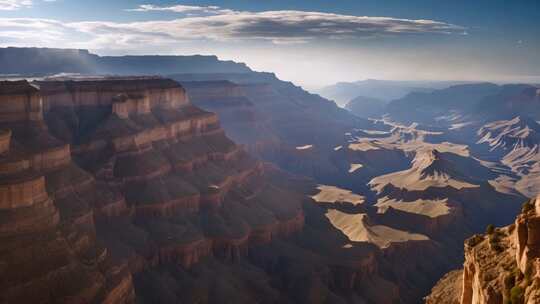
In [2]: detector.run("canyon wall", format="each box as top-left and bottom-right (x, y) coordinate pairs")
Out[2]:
(0, 80), (135, 304)
(0, 78), (308, 303)
(427, 196), (540, 304)
(0, 77), (442, 303)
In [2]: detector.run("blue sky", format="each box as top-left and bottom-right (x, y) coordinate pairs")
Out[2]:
(1, 0), (539, 86)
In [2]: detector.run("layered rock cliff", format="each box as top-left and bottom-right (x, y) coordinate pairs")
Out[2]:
(0, 80), (136, 303)
(0, 78), (307, 303)
(3, 47), (535, 303)
(2, 77), (432, 303)
(427, 196), (540, 304)
(173, 73), (382, 195)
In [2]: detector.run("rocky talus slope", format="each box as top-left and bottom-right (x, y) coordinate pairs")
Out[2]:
(426, 196), (540, 304)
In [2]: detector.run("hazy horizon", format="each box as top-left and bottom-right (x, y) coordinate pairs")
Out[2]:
(1, 0), (539, 87)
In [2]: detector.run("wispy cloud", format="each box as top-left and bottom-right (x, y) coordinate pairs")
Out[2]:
(0, 0), (32, 10)
(124, 5), (465, 40)
(126, 4), (234, 15)
(0, 6), (465, 50)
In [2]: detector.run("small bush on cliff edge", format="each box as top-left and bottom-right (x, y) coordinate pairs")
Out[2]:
(522, 201), (534, 213)
(488, 232), (503, 252)
(486, 224), (495, 234)
(510, 285), (524, 304)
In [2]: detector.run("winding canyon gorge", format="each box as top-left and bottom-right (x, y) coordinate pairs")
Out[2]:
(0, 47), (539, 304)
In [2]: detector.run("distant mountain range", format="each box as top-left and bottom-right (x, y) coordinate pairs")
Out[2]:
(0, 47), (251, 76)
(315, 79), (474, 107)
(340, 81), (540, 125)
(344, 95), (389, 119)
(386, 83), (540, 124)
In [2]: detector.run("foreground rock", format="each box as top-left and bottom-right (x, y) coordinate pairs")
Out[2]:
(427, 196), (540, 304)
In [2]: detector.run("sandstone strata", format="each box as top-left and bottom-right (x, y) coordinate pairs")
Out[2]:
(1, 76), (457, 303)
(427, 196), (540, 304)
(0, 78), (307, 303)
(0, 80), (136, 304)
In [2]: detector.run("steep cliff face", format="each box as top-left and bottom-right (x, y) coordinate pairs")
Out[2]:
(38, 77), (306, 263)
(427, 196), (540, 304)
(0, 78), (307, 303)
(181, 80), (280, 156)
(0, 77), (467, 303)
(174, 73), (382, 195)
(0, 80), (136, 304)
(2, 77), (422, 303)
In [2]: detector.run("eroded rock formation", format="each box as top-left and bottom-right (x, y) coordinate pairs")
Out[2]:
(427, 196), (540, 304)
(0, 78), (305, 303)
(0, 80), (135, 304)
(1, 76), (463, 303)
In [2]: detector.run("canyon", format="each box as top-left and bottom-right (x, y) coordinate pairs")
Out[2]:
(0, 78), (306, 303)
(0, 75), (438, 303)
(0, 47), (539, 303)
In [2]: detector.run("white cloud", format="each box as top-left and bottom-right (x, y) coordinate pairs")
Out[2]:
(0, 0), (32, 10)
(0, 8), (465, 50)
(126, 4), (234, 15)
(122, 5), (465, 39)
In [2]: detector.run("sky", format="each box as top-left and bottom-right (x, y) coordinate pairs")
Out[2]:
(0, 0), (539, 87)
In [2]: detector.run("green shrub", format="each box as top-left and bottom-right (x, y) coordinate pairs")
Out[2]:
(510, 285), (524, 304)
(486, 224), (495, 234)
(522, 202), (533, 213)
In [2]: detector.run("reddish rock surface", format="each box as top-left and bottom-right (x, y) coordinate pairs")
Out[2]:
(0, 80), (136, 304)
(0, 78), (311, 303)
(1, 77), (449, 303)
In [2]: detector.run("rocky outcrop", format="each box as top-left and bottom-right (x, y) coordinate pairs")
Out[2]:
(37, 77), (189, 110)
(0, 80), (43, 122)
(427, 196), (540, 304)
